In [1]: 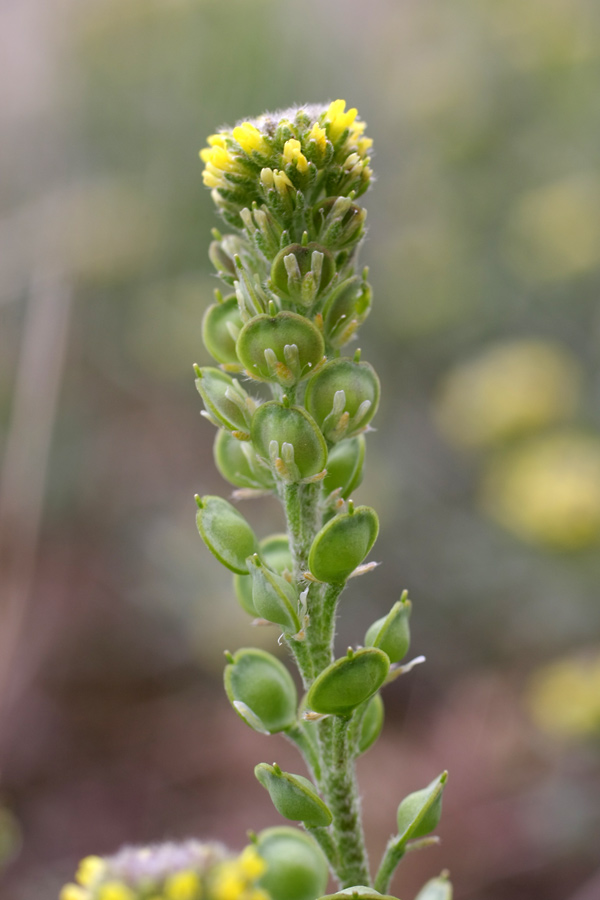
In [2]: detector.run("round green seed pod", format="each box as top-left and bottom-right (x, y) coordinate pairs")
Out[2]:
(305, 358), (380, 442)
(357, 692), (385, 756)
(271, 243), (335, 306)
(236, 311), (324, 386)
(365, 594), (412, 663)
(308, 504), (379, 584)
(251, 402), (327, 483)
(396, 772), (447, 843)
(323, 435), (366, 499)
(247, 554), (300, 633)
(214, 429), (274, 491)
(312, 196), (367, 251)
(202, 294), (244, 366)
(224, 648), (297, 734)
(195, 367), (254, 438)
(234, 534), (291, 616)
(254, 763), (332, 826)
(252, 827), (329, 900)
(306, 648), (390, 716)
(320, 890), (399, 900)
(414, 873), (453, 900)
(196, 495), (258, 574)
(322, 276), (372, 349)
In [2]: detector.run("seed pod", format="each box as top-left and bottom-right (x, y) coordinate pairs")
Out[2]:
(322, 275), (372, 349)
(414, 873), (453, 900)
(323, 435), (366, 499)
(396, 772), (447, 843)
(312, 196), (367, 251)
(320, 890), (398, 900)
(195, 367), (254, 438)
(251, 401), (327, 483)
(234, 534), (291, 616)
(247, 554), (301, 633)
(251, 827), (329, 900)
(224, 648), (297, 734)
(357, 692), (385, 756)
(308, 504), (379, 584)
(271, 243), (335, 307)
(364, 593), (412, 663)
(236, 311), (324, 386)
(196, 495), (258, 574)
(306, 647), (390, 716)
(202, 294), (244, 366)
(214, 429), (274, 491)
(305, 358), (380, 442)
(255, 763), (332, 827)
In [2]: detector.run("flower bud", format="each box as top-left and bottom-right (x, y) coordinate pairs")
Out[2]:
(247, 554), (301, 633)
(306, 647), (390, 716)
(236, 311), (324, 387)
(209, 234), (247, 285)
(323, 435), (365, 499)
(201, 294), (244, 367)
(195, 367), (255, 439)
(312, 196), (367, 251)
(251, 827), (329, 900)
(322, 275), (372, 349)
(234, 534), (291, 616)
(396, 772), (447, 844)
(364, 592), (412, 663)
(213, 430), (274, 491)
(305, 358), (380, 442)
(224, 648), (297, 734)
(308, 503), (379, 584)
(251, 401), (327, 483)
(357, 692), (385, 755)
(270, 243), (335, 307)
(414, 873), (453, 900)
(254, 763), (332, 827)
(195, 495), (258, 574)
(240, 204), (284, 260)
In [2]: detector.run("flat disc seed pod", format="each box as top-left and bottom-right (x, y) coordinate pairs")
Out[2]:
(364, 594), (412, 663)
(195, 366), (254, 438)
(236, 311), (324, 386)
(247, 554), (301, 633)
(201, 294), (244, 366)
(322, 276), (372, 349)
(224, 648), (297, 734)
(306, 648), (390, 716)
(234, 534), (292, 616)
(308, 504), (379, 584)
(271, 242), (335, 307)
(196, 495), (258, 574)
(320, 891), (399, 900)
(323, 435), (366, 499)
(396, 772), (447, 843)
(252, 827), (329, 900)
(251, 401), (327, 483)
(214, 429), (274, 491)
(305, 358), (380, 442)
(255, 764), (332, 826)
(357, 692), (385, 755)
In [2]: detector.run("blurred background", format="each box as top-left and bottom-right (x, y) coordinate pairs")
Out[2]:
(2, 0), (600, 897)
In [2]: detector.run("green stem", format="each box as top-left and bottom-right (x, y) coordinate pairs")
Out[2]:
(305, 825), (339, 874)
(320, 715), (370, 887)
(373, 838), (406, 894)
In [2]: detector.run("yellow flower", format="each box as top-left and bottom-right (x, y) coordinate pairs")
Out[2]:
(232, 122), (268, 156)
(98, 882), (136, 900)
(76, 856), (106, 887)
(527, 653), (600, 738)
(211, 864), (246, 900)
(165, 869), (202, 900)
(282, 139), (308, 174)
(325, 99), (358, 142)
(237, 847), (266, 881)
(308, 123), (327, 152)
(60, 886), (89, 900)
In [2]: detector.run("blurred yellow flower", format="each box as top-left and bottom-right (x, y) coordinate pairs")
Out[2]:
(527, 652), (600, 738)
(434, 339), (581, 450)
(481, 431), (600, 549)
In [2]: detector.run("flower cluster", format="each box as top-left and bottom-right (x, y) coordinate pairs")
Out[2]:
(60, 843), (268, 900)
(200, 101), (372, 228)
